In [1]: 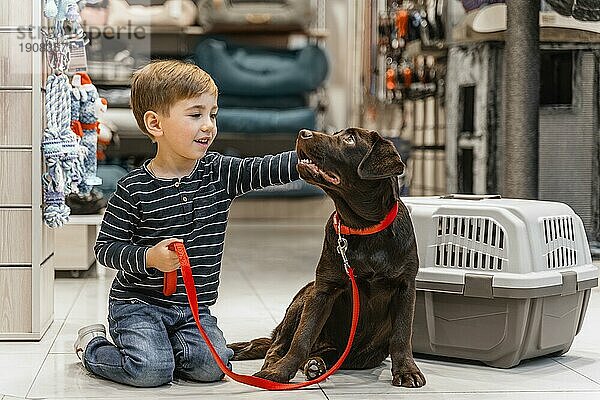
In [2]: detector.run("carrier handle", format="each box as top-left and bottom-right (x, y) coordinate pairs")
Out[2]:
(440, 194), (502, 200)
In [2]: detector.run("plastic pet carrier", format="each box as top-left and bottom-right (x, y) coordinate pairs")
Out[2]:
(404, 195), (598, 368)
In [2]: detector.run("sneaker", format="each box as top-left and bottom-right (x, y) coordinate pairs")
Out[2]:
(74, 323), (106, 365)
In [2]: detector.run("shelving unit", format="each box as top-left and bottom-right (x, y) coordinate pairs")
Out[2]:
(54, 214), (103, 276)
(443, 2), (600, 253)
(0, 0), (55, 340)
(90, 1), (329, 197)
(354, 0), (448, 196)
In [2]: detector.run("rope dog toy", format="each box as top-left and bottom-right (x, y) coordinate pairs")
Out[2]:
(42, 73), (85, 227)
(41, 0), (88, 227)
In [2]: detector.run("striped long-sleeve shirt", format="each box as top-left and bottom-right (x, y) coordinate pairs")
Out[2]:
(94, 151), (299, 307)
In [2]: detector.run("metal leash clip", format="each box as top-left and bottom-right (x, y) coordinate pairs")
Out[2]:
(336, 220), (350, 274)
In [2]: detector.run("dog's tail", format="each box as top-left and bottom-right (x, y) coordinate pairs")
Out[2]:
(228, 337), (272, 361)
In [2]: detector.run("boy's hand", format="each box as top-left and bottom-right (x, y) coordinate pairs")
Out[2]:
(146, 238), (183, 273)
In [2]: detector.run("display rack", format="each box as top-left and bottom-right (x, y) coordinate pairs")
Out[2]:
(354, 0), (448, 197)
(0, 0), (55, 340)
(86, 1), (328, 182)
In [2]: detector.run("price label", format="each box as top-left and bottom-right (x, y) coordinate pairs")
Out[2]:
(68, 39), (88, 74)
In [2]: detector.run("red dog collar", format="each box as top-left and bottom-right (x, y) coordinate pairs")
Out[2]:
(333, 202), (399, 235)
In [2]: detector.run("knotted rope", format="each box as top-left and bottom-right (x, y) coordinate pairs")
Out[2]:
(41, 0), (89, 227)
(42, 74), (85, 227)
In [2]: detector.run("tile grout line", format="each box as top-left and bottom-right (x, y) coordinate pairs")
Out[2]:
(552, 357), (600, 387)
(224, 223), (324, 324)
(55, 277), (92, 322)
(232, 237), (335, 397)
(319, 383), (331, 399)
(235, 260), (280, 324)
(24, 321), (64, 399)
(316, 389), (600, 395)
(230, 225), (330, 397)
(25, 277), (89, 398)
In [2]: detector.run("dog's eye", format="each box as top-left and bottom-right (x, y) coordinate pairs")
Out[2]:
(343, 134), (355, 145)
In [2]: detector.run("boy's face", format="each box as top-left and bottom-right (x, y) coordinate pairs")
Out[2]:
(158, 93), (218, 161)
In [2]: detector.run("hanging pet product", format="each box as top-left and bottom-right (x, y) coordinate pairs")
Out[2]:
(71, 72), (104, 195)
(545, 0), (600, 21)
(96, 98), (114, 162)
(44, 0), (82, 35)
(41, 0), (87, 227)
(42, 71), (85, 227)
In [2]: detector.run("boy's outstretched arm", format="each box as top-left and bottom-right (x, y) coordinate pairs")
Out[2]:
(217, 150), (300, 198)
(94, 182), (155, 275)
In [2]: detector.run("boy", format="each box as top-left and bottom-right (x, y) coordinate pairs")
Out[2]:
(74, 60), (300, 387)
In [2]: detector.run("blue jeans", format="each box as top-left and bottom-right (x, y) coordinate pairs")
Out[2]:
(84, 300), (234, 387)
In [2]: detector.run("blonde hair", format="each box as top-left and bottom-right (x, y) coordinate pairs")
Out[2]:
(130, 60), (218, 140)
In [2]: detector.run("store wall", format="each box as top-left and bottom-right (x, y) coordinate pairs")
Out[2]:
(539, 51), (598, 239)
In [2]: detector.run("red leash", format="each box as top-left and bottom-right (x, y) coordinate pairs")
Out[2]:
(166, 241), (360, 390)
(163, 269), (177, 297)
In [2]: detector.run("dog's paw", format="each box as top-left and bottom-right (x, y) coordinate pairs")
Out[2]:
(392, 367), (426, 388)
(253, 368), (294, 383)
(303, 357), (327, 380)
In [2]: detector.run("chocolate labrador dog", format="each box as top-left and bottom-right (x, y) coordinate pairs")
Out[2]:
(228, 128), (425, 388)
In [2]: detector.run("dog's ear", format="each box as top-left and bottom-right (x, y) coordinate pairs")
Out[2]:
(357, 135), (405, 180)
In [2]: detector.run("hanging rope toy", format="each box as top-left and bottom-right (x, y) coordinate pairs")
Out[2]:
(41, 173), (71, 228)
(71, 72), (103, 195)
(42, 73), (85, 227)
(41, 0), (89, 227)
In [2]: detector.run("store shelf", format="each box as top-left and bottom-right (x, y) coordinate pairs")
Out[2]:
(84, 24), (206, 35)
(93, 79), (132, 86)
(84, 24), (328, 37)
(404, 40), (447, 59)
(0, 0), (54, 341)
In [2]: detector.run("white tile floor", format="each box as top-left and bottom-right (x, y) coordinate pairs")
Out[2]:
(1, 221), (600, 399)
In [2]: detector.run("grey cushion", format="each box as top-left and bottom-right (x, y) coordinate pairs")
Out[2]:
(217, 107), (315, 134)
(195, 38), (328, 96)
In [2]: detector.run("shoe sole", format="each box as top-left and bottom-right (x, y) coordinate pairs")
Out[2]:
(74, 324), (106, 355)
(77, 323), (106, 337)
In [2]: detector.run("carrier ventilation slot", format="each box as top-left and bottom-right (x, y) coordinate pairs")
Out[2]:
(433, 216), (508, 270)
(541, 216), (577, 269)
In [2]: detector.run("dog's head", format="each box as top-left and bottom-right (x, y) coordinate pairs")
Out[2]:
(295, 128), (405, 194)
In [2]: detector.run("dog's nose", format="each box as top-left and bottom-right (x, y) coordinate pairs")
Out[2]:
(299, 129), (313, 139)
